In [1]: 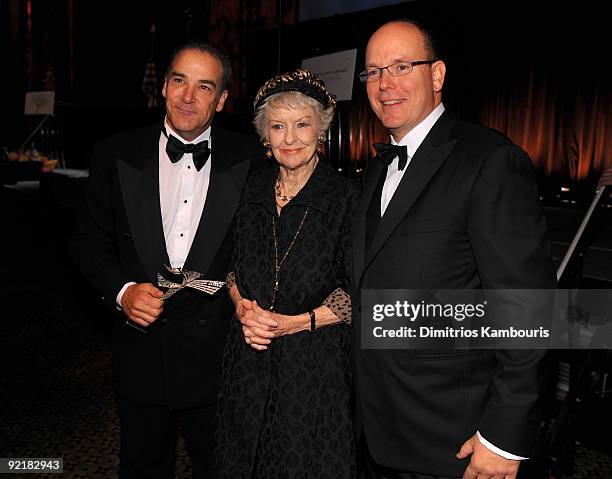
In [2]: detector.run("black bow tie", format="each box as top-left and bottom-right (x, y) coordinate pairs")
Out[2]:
(165, 134), (210, 171)
(373, 143), (409, 171)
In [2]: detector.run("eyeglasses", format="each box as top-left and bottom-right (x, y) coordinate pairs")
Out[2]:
(359, 60), (437, 83)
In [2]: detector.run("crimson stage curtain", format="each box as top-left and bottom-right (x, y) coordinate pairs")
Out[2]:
(480, 67), (612, 181)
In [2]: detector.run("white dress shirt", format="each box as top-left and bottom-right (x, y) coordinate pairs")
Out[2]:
(116, 119), (212, 305)
(380, 103), (445, 216)
(158, 121), (212, 268)
(378, 103), (527, 461)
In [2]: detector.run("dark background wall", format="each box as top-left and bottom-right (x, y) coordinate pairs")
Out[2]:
(1, 0), (610, 182)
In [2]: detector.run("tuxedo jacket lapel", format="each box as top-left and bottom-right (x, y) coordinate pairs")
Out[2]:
(117, 125), (170, 282)
(353, 159), (384, 286)
(358, 111), (458, 283)
(183, 128), (250, 275)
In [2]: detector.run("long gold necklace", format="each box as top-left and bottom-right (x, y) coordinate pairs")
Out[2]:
(269, 207), (310, 311)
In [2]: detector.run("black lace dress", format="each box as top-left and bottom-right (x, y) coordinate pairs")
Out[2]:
(215, 158), (358, 478)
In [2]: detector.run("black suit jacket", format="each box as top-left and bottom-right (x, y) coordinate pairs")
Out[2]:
(352, 110), (556, 475)
(71, 123), (261, 409)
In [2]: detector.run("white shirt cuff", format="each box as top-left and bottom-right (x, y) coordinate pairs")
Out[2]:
(116, 282), (137, 310)
(477, 431), (528, 460)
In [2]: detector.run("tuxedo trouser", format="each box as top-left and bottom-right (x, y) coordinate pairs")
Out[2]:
(359, 434), (461, 479)
(118, 397), (216, 479)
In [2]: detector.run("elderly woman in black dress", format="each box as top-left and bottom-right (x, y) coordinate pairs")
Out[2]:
(215, 69), (358, 478)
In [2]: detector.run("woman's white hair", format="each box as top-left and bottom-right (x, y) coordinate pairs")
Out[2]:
(253, 91), (335, 143)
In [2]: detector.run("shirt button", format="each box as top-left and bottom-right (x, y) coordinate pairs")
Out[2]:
(184, 200), (187, 204)
(197, 319), (207, 326)
(187, 165), (191, 169)
(180, 233), (184, 237)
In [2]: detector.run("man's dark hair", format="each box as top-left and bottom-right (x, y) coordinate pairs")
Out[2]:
(381, 19), (440, 60)
(165, 41), (232, 93)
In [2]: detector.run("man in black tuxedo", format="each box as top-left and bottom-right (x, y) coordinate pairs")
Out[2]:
(71, 42), (260, 478)
(352, 20), (557, 478)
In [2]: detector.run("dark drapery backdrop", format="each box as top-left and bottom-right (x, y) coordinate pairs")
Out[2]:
(2, 0), (610, 181)
(481, 68), (612, 181)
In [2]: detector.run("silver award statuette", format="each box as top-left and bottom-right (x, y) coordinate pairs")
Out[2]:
(157, 265), (226, 300)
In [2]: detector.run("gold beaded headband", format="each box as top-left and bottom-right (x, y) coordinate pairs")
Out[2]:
(254, 68), (337, 110)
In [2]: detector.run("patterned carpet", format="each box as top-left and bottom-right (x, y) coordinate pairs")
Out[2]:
(1, 184), (611, 478)
(0, 285), (193, 478)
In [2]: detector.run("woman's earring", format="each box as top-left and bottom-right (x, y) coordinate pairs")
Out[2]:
(263, 139), (273, 158)
(317, 133), (327, 152)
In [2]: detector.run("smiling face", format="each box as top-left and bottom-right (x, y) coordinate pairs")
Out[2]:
(267, 104), (319, 171)
(162, 49), (228, 141)
(365, 22), (445, 142)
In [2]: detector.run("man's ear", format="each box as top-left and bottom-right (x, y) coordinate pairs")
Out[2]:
(431, 60), (446, 93)
(162, 79), (168, 99)
(216, 89), (229, 112)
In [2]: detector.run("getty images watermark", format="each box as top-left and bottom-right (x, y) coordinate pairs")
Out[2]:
(361, 289), (612, 349)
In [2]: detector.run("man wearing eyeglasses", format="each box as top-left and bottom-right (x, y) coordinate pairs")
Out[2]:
(352, 20), (556, 479)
